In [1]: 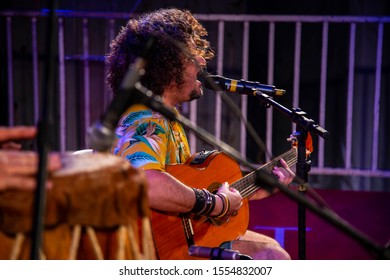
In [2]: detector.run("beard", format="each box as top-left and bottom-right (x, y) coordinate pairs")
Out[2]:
(188, 88), (203, 101)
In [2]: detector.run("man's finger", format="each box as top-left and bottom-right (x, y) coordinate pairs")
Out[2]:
(0, 126), (36, 142)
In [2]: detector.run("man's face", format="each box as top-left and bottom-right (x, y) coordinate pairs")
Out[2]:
(178, 56), (206, 102)
(161, 40), (207, 108)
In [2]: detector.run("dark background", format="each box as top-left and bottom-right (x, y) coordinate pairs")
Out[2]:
(1, 0), (389, 192)
(2, 0), (390, 15)
(1, 0), (389, 260)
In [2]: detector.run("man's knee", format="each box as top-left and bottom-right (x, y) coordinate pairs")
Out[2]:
(230, 230), (291, 260)
(228, 239), (291, 260)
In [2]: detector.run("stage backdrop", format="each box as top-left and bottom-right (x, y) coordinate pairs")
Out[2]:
(248, 188), (390, 260)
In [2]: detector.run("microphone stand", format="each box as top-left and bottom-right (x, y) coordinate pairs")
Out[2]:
(295, 122), (310, 260)
(30, 0), (59, 259)
(253, 91), (329, 260)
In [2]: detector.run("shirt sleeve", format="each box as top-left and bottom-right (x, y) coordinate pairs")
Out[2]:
(116, 115), (170, 171)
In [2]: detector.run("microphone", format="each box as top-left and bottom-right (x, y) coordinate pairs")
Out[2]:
(87, 38), (155, 152)
(188, 245), (252, 260)
(204, 74), (285, 96)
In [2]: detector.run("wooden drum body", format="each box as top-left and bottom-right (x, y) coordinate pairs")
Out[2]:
(0, 152), (155, 260)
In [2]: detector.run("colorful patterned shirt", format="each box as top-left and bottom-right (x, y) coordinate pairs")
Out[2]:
(110, 104), (191, 171)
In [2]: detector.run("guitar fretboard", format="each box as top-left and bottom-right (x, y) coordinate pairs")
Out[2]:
(232, 148), (297, 198)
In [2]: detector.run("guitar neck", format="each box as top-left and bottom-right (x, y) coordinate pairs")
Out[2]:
(232, 148), (297, 198)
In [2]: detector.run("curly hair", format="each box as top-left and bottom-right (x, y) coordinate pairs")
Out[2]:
(105, 8), (214, 96)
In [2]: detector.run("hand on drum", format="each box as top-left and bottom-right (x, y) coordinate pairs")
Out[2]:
(0, 126), (37, 150)
(0, 126), (62, 191)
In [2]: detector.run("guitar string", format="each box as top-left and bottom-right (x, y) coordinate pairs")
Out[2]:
(239, 156), (297, 198)
(232, 154), (298, 196)
(233, 150), (298, 198)
(239, 159), (297, 198)
(237, 151), (296, 194)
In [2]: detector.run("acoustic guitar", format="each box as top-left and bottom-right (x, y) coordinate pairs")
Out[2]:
(151, 147), (298, 259)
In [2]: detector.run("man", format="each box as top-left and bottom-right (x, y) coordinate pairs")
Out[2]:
(106, 8), (294, 259)
(0, 126), (61, 191)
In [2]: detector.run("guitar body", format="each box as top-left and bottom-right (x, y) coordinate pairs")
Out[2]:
(151, 151), (250, 260)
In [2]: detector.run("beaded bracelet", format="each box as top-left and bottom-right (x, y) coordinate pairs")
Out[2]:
(215, 193), (230, 219)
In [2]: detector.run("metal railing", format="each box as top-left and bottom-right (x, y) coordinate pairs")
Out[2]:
(1, 10), (389, 191)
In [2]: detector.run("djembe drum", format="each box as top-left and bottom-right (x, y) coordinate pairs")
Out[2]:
(0, 152), (155, 260)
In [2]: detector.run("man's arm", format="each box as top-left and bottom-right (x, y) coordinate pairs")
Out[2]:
(144, 169), (242, 217)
